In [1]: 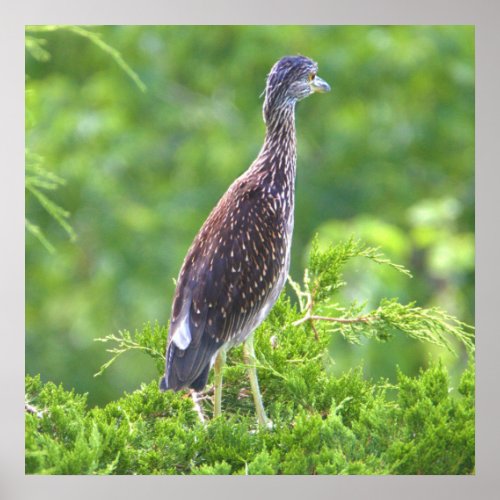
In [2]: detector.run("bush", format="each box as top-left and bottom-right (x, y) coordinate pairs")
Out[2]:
(25, 239), (474, 475)
(25, 361), (475, 475)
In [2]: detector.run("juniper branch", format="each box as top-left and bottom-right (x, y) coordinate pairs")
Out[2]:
(291, 237), (474, 356)
(94, 323), (167, 377)
(292, 295), (474, 355)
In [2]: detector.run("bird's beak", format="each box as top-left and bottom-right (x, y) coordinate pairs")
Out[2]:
(310, 75), (331, 93)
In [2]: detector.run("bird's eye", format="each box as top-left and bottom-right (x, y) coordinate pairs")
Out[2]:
(308, 72), (316, 82)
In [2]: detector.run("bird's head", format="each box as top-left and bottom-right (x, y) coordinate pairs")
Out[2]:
(263, 55), (330, 123)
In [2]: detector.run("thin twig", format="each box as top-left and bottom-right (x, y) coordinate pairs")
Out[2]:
(310, 320), (320, 341)
(308, 284), (321, 340)
(308, 314), (372, 324)
(189, 390), (207, 425)
(292, 313), (372, 328)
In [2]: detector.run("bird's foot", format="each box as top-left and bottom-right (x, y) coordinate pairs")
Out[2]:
(262, 418), (274, 430)
(249, 418), (274, 433)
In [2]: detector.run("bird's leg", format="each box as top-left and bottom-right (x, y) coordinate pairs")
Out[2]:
(213, 349), (226, 418)
(243, 335), (269, 427)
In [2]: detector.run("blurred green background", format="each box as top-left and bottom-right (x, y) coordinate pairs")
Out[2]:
(25, 26), (474, 407)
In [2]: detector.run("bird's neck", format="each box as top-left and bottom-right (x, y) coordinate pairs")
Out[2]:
(254, 104), (297, 194)
(264, 103), (296, 145)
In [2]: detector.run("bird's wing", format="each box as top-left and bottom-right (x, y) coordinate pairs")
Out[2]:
(166, 182), (287, 389)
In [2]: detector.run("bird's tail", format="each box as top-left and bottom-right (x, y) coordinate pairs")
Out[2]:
(159, 341), (181, 391)
(159, 375), (168, 391)
(159, 336), (216, 392)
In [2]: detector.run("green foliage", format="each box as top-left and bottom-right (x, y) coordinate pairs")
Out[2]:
(25, 25), (146, 92)
(305, 236), (412, 303)
(25, 361), (475, 475)
(26, 241), (474, 474)
(290, 238), (473, 354)
(383, 363), (475, 474)
(25, 150), (76, 253)
(94, 321), (166, 377)
(25, 25), (146, 254)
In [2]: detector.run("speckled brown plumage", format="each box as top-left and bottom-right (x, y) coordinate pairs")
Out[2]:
(160, 55), (330, 393)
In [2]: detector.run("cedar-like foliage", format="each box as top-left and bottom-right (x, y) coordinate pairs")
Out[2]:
(25, 241), (474, 475)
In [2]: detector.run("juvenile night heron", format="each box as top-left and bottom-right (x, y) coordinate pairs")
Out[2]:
(160, 55), (330, 425)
